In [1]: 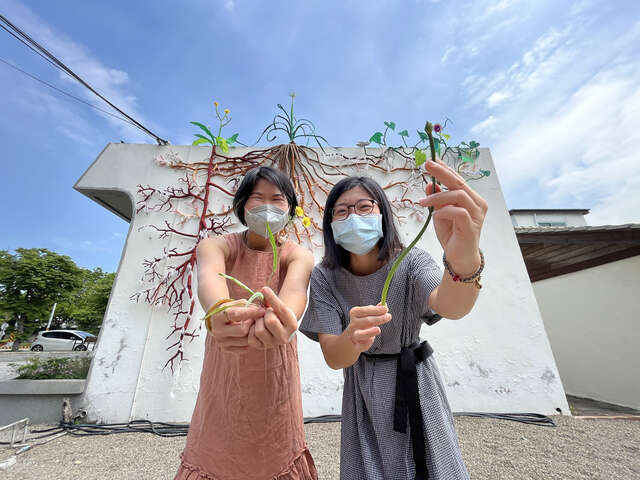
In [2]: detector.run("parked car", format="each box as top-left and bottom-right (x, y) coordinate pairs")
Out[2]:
(30, 330), (97, 352)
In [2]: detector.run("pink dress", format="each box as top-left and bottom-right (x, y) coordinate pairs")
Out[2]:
(175, 232), (317, 480)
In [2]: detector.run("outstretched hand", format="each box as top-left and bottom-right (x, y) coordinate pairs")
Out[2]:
(418, 159), (488, 275)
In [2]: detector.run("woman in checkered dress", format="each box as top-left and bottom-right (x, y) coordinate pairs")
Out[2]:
(300, 162), (488, 480)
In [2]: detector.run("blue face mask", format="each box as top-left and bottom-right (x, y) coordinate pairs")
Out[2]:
(331, 213), (383, 256)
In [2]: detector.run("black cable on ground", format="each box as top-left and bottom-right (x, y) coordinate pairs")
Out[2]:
(452, 412), (556, 427)
(304, 414), (342, 424)
(61, 420), (189, 437)
(1, 412), (555, 445)
(305, 413), (556, 427)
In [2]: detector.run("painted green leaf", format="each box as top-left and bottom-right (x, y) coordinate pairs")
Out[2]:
(227, 133), (239, 144)
(417, 131), (429, 141)
(398, 129), (409, 137)
(469, 141), (480, 149)
(481, 169), (491, 176)
(194, 134), (213, 144)
(190, 122), (215, 142)
(217, 136), (229, 153)
(461, 154), (474, 163)
(370, 132), (383, 144)
(441, 133), (451, 141)
(192, 137), (211, 146)
(384, 121), (396, 130)
(415, 149), (427, 167)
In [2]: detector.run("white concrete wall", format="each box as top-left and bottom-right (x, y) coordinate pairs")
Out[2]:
(76, 144), (569, 423)
(533, 256), (640, 409)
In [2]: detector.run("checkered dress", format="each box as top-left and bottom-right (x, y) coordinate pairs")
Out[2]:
(300, 248), (470, 480)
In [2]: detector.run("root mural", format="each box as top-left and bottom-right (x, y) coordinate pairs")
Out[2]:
(131, 96), (489, 371)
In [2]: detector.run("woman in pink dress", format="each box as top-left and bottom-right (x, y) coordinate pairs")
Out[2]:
(175, 166), (317, 480)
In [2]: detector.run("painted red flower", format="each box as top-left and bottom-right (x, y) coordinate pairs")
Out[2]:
(434, 123), (443, 133)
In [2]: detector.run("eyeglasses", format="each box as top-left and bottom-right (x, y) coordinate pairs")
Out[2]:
(332, 199), (377, 221)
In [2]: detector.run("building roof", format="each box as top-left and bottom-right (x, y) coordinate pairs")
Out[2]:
(509, 208), (590, 215)
(514, 224), (640, 281)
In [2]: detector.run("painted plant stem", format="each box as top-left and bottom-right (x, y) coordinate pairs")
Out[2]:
(380, 122), (438, 306)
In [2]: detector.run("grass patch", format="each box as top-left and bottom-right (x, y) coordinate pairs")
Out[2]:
(13, 357), (91, 380)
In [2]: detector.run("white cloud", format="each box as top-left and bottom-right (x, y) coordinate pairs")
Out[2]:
(440, 45), (457, 64)
(588, 176), (640, 225)
(1, 1), (158, 144)
(453, 0), (640, 224)
(470, 115), (497, 136)
(486, 91), (511, 107)
(486, 0), (517, 15)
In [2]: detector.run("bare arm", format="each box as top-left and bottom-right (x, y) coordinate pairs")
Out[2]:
(317, 305), (391, 370)
(196, 236), (265, 351)
(195, 236), (231, 311)
(275, 245), (315, 319)
(428, 250), (482, 320)
(250, 245), (315, 347)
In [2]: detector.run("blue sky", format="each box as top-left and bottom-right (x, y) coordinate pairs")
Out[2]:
(1, 0), (639, 272)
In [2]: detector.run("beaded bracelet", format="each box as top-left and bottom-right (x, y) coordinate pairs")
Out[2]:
(442, 249), (484, 289)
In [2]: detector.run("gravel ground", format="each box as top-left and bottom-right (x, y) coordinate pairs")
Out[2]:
(2, 416), (639, 479)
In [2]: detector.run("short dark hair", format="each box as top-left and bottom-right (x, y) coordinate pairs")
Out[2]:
(321, 176), (403, 269)
(232, 166), (298, 225)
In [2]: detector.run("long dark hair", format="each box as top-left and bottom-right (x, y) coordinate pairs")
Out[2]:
(232, 166), (298, 225)
(321, 176), (403, 269)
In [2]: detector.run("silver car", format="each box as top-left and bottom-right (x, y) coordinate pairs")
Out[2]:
(30, 330), (96, 352)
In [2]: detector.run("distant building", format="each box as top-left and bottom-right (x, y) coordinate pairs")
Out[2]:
(509, 208), (589, 228)
(512, 211), (640, 410)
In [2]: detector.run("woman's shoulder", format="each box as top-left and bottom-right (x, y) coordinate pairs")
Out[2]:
(197, 232), (236, 258)
(283, 241), (314, 267)
(309, 261), (341, 285)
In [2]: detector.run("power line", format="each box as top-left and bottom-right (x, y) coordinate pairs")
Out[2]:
(0, 57), (139, 127)
(0, 13), (169, 145)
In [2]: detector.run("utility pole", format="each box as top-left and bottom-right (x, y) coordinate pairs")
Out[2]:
(46, 302), (57, 330)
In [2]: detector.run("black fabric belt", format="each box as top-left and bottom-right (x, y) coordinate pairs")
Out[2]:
(362, 340), (434, 480)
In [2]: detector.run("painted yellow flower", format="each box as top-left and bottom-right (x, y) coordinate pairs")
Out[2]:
(214, 101), (219, 107)
(302, 216), (311, 228)
(224, 108), (230, 114)
(295, 206), (304, 217)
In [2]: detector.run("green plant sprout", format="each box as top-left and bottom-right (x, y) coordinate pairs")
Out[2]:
(191, 101), (239, 153)
(255, 93), (330, 149)
(369, 120), (430, 151)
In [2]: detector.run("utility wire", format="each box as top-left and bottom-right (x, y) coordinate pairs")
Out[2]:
(0, 13), (169, 145)
(0, 57), (139, 127)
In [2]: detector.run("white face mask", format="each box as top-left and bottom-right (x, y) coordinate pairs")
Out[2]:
(245, 204), (290, 238)
(331, 213), (383, 255)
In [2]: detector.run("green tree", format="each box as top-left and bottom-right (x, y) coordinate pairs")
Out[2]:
(56, 268), (115, 334)
(0, 248), (83, 350)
